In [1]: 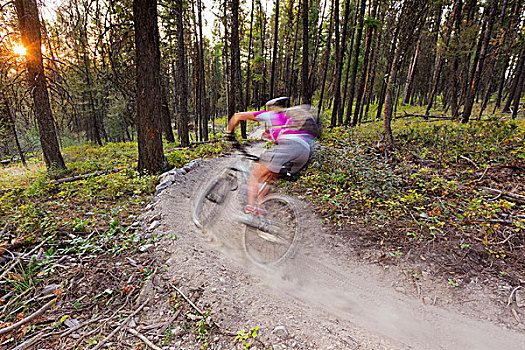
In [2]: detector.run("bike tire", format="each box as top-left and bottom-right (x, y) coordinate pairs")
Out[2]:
(193, 171), (236, 230)
(242, 194), (301, 266)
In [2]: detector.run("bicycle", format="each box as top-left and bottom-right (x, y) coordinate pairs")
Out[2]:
(192, 142), (302, 266)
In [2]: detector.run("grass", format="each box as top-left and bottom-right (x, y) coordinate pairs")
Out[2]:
(286, 106), (524, 283)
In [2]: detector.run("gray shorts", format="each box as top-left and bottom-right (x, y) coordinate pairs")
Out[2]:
(260, 138), (311, 174)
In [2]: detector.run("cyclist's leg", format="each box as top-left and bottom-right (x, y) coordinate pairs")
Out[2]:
(247, 162), (276, 208)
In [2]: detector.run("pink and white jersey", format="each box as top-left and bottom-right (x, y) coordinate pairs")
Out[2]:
(253, 111), (314, 147)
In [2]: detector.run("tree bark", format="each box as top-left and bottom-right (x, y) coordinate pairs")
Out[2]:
(270, 0), (280, 98)
(175, 0), (189, 146)
(1, 97), (26, 166)
(245, 0), (255, 108)
(301, 0), (311, 104)
(347, 0), (366, 125)
(354, 0), (379, 124)
(503, 35), (525, 113)
(462, 0), (499, 123)
(317, 0), (335, 117)
(197, 0), (208, 141)
(402, 37), (421, 106)
(449, 0), (463, 119)
(15, 0), (66, 171)
(133, 0), (165, 173)
(333, 0), (352, 126)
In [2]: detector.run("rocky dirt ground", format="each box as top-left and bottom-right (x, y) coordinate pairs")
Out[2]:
(6, 150), (524, 350)
(129, 153), (525, 350)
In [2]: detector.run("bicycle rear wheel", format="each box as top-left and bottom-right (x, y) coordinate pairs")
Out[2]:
(243, 194), (301, 266)
(193, 171), (236, 230)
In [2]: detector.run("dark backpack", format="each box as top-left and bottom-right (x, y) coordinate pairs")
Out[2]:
(284, 105), (319, 139)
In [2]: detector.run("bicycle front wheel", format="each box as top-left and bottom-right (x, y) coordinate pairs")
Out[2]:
(193, 171), (236, 230)
(243, 194), (301, 266)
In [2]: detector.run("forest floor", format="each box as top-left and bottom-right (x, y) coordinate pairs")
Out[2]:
(109, 150), (525, 350)
(1, 116), (525, 349)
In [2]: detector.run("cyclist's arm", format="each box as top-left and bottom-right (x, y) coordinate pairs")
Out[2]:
(226, 112), (257, 133)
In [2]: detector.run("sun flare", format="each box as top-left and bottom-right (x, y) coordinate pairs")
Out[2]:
(12, 44), (27, 56)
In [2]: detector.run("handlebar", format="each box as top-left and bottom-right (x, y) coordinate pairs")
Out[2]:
(228, 139), (260, 162)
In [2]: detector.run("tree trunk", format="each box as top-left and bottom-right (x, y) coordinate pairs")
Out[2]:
(1, 97), (26, 166)
(230, 0), (246, 137)
(354, 0), (379, 124)
(402, 37), (420, 106)
(133, 0), (165, 173)
(317, 0), (335, 117)
(511, 61), (525, 118)
(346, 0), (366, 125)
(330, 0), (341, 127)
(425, 4), (456, 116)
(462, 0), (499, 123)
(503, 35), (525, 113)
(245, 0), (255, 108)
(175, 0), (189, 147)
(449, 0), (463, 119)
(341, 0), (359, 121)
(301, 0), (311, 104)
(15, 0), (66, 172)
(270, 0), (280, 98)
(197, 0), (208, 141)
(161, 84), (175, 142)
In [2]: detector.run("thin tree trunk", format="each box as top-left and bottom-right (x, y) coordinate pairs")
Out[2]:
(402, 37), (420, 106)
(270, 0), (280, 98)
(175, 0), (189, 146)
(425, 4), (456, 116)
(341, 0), (359, 121)
(330, 0), (341, 127)
(317, 0), (335, 117)
(301, 0), (311, 104)
(503, 33), (525, 112)
(354, 0), (379, 124)
(462, 0), (499, 123)
(15, 0), (66, 171)
(1, 97), (26, 166)
(161, 84), (175, 142)
(197, 0), (208, 141)
(245, 0), (255, 108)
(511, 62), (525, 118)
(346, 0), (366, 125)
(449, 0), (463, 119)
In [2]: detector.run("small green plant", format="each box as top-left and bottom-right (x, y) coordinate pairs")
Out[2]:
(235, 325), (259, 350)
(447, 278), (459, 288)
(195, 311), (212, 349)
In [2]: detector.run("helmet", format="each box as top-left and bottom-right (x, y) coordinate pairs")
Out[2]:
(265, 96), (289, 108)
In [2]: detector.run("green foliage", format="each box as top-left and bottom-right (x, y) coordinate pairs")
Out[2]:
(235, 325), (259, 350)
(288, 118), (524, 273)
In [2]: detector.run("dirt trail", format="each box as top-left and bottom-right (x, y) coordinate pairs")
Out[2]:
(141, 154), (525, 349)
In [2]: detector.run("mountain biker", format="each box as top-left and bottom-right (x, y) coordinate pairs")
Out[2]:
(225, 97), (316, 216)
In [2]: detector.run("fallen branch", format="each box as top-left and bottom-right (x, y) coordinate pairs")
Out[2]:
(394, 112), (454, 120)
(90, 297), (150, 350)
(171, 284), (205, 316)
(127, 327), (162, 350)
(0, 238), (48, 280)
(12, 327), (54, 350)
(50, 167), (130, 185)
(459, 155), (479, 169)
(0, 298), (57, 336)
(507, 286), (522, 307)
(476, 166), (490, 181)
(0, 221), (9, 238)
(0, 167), (131, 195)
(479, 187), (525, 204)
